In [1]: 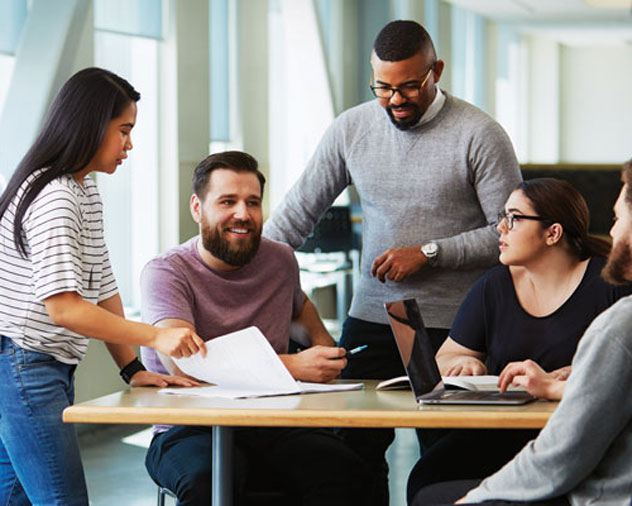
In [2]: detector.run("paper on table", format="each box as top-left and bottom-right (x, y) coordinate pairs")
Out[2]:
(172, 326), (298, 394)
(161, 385), (289, 399)
(160, 326), (364, 399)
(296, 382), (364, 394)
(160, 381), (363, 400)
(376, 375), (525, 392)
(443, 375), (525, 392)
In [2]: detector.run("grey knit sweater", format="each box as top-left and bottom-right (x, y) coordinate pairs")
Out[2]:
(264, 92), (521, 328)
(465, 295), (632, 506)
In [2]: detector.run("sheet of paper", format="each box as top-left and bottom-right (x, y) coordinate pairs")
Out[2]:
(162, 326), (366, 399)
(443, 375), (524, 392)
(297, 382), (364, 394)
(160, 381), (364, 399)
(443, 375), (500, 389)
(172, 326), (298, 394)
(160, 385), (289, 399)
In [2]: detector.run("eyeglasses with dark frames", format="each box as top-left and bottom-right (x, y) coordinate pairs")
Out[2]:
(497, 211), (552, 231)
(370, 64), (435, 99)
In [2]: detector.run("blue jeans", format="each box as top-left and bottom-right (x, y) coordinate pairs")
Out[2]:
(0, 336), (88, 506)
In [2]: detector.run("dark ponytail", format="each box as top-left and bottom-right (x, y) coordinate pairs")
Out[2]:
(0, 67), (140, 257)
(517, 178), (610, 260)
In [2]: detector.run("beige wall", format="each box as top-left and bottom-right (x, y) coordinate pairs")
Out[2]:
(75, 342), (126, 403)
(560, 44), (632, 163)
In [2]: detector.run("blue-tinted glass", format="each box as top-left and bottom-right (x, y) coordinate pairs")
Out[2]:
(451, 6), (467, 99)
(95, 0), (163, 39)
(358, 0), (390, 103)
(472, 14), (487, 110)
(0, 0), (27, 55)
(315, 0), (331, 56)
(451, 7), (488, 110)
(424, 0), (440, 50)
(497, 26), (519, 81)
(210, 0), (229, 141)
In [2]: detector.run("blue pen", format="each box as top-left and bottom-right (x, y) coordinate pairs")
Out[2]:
(345, 344), (368, 359)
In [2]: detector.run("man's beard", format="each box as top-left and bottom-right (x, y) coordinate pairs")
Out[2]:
(386, 102), (422, 131)
(602, 237), (632, 285)
(201, 219), (261, 267)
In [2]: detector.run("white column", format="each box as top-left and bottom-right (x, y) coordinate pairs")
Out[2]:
(527, 34), (560, 163)
(236, 0), (269, 212)
(174, 0), (210, 242)
(267, 0), (335, 210)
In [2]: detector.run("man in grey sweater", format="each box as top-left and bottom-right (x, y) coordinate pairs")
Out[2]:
(411, 159), (632, 506)
(264, 19), (521, 505)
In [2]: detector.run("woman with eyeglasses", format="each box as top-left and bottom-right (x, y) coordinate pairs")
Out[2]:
(406, 177), (631, 503)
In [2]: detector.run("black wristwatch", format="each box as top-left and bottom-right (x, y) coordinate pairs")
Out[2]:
(120, 357), (146, 384)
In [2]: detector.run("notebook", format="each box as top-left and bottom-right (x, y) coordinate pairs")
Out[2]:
(384, 299), (536, 405)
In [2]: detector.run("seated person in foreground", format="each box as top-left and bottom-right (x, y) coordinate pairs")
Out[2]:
(140, 151), (367, 506)
(408, 178), (632, 501)
(411, 159), (632, 506)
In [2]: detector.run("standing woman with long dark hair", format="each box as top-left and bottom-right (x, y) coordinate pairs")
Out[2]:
(0, 68), (205, 505)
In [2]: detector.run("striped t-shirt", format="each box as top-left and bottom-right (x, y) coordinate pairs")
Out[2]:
(0, 172), (118, 364)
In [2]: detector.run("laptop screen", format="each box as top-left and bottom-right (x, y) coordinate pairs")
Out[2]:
(384, 299), (444, 398)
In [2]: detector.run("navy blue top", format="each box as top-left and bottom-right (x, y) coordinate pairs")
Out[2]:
(450, 256), (632, 375)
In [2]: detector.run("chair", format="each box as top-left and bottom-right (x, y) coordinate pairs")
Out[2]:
(521, 167), (621, 236)
(157, 486), (177, 506)
(157, 478), (294, 506)
(297, 206), (360, 334)
(298, 206), (356, 254)
(242, 479), (294, 506)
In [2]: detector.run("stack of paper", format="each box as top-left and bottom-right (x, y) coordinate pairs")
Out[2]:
(160, 327), (363, 399)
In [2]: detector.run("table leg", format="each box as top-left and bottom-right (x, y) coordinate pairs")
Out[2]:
(212, 426), (233, 506)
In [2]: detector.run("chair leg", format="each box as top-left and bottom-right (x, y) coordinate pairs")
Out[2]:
(157, 486), (177, 506)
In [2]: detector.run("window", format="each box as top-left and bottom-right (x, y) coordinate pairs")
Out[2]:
(210, 0), (230, 143)
(94, 0), (163, 309)
(0, 0), (26, 190)
(267, 0), (338, 209)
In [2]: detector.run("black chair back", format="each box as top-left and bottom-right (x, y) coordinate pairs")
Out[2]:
(298, 206), (354, 253)
(521, 168), (620, 236)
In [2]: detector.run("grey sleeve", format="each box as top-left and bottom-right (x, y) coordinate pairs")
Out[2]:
(434, 121), (522, 269)
(464, 312), (632, 503)
(263, 120), (352, 249)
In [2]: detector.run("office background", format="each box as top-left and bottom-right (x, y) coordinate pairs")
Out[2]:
(0, 0), (630, 404)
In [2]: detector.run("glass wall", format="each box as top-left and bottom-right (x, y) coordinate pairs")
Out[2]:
(0, 0), (26, 189)
(94, 0), (163, 309)
(1, 0), (631, 306)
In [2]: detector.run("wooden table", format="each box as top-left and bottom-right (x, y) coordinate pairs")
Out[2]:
(63, 381), (557, 505)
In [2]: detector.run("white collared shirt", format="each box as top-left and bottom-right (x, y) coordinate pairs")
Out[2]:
(417, 86), (445, 127)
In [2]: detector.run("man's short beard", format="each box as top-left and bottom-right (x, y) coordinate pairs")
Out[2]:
(602, 237), (632, 285)
(386, 103), (422, 131)
(201, 220), (261, 267)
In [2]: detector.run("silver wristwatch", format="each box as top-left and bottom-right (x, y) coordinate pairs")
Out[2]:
(421, 242), (439, 267)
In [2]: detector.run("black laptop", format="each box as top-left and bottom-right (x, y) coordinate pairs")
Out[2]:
(384, 299), (536, 405)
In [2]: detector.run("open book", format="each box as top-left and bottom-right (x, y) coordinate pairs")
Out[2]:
(159, 327), (363, 399)
(376, 375), (525, 392)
